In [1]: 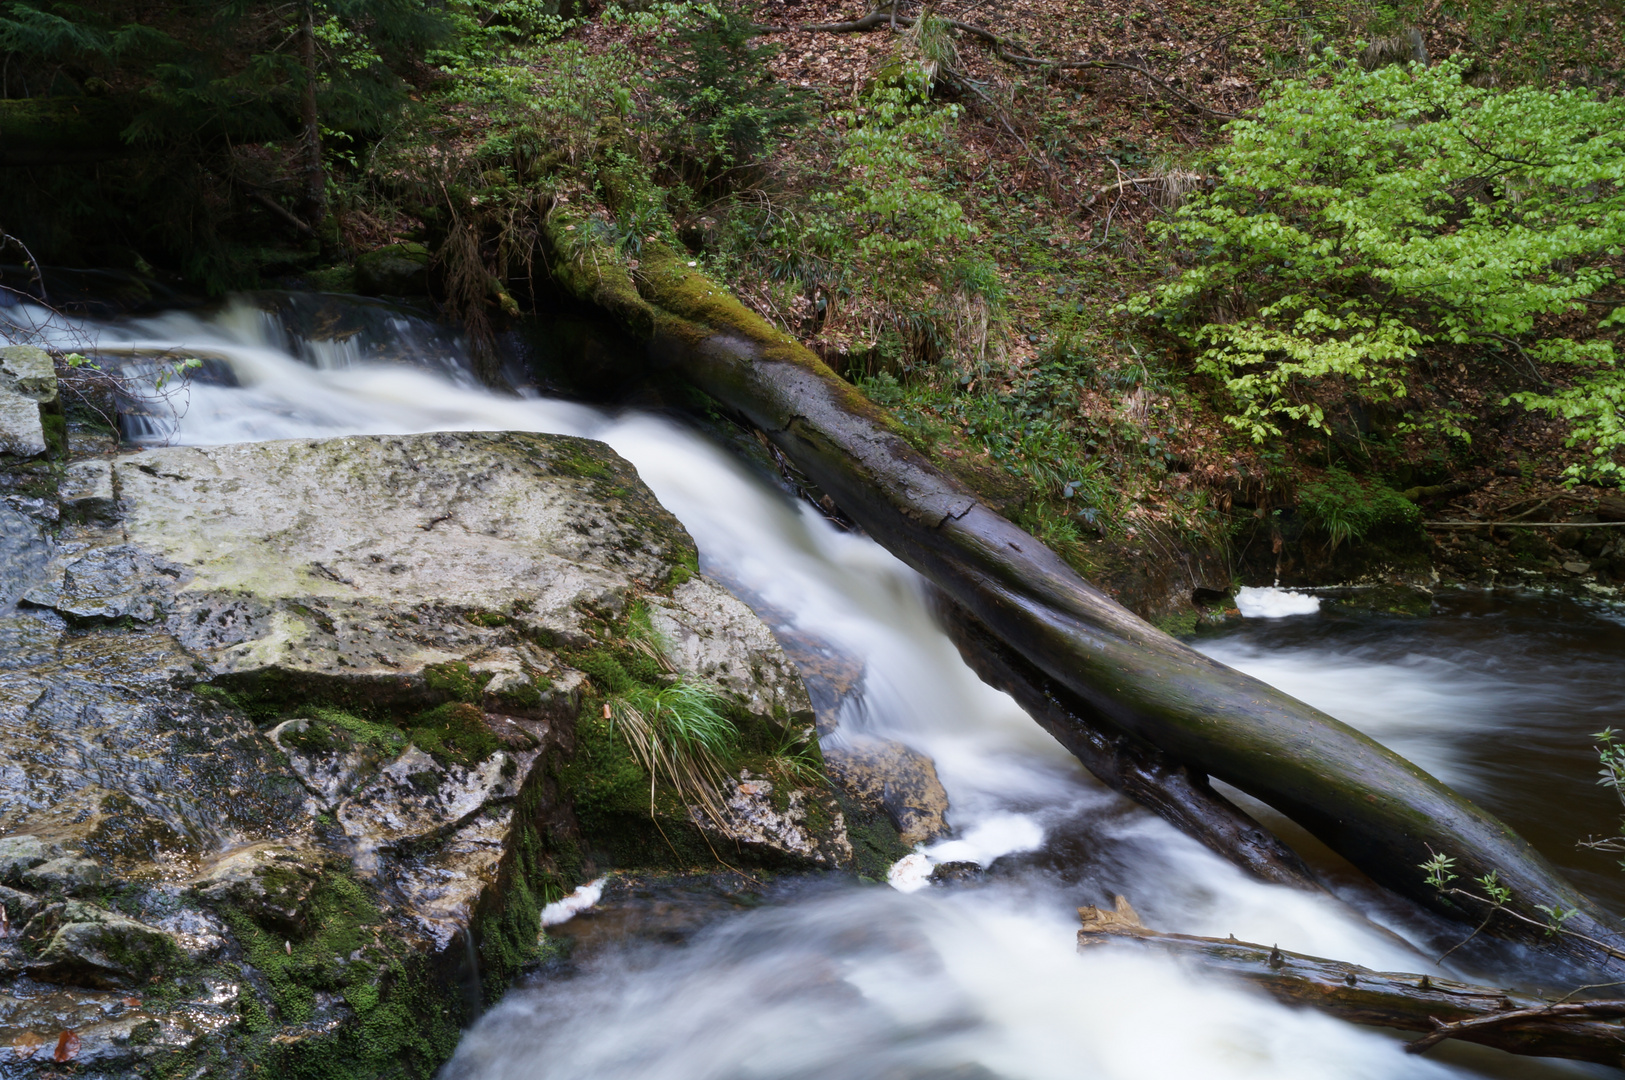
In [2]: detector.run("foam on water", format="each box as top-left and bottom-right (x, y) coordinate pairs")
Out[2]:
(1234, 585), (1321, 618)
(14, 297), (1598, 1080)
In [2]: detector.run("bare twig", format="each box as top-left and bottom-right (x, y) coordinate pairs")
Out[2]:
(1406, 1000), (1625, 1055)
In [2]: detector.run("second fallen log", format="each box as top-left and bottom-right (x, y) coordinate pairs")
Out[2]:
(1077, 898), (1625, 1067)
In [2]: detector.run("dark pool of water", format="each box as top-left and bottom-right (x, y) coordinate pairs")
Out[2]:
(1198, 590), (1625, 911)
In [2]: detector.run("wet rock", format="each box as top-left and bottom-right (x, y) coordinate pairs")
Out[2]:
(0, 346), (57, 402)
(58, 458), (116, 522)
(0, 503), (51, 610)
(268, 718), (386, 811)
(336, 744), (533, 867)
(94, 432), (688, 679)
(823, 735), (950, 846)
(648, 577), (817, 728)
(0, 835), (52, 881)
(21, 855), (104, 895)
(707, 771), (852, 867)
(22, 900), (178, 989)
(928, 861), (985, 886)
(2, 429), (840, 1075)
(192, 845), (321, 936)
(0, 884), (43, 923)
(0, 346), (56, 459)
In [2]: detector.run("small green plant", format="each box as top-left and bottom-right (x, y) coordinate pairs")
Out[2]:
(651, 2), (808, 188)
(768, 723), (825, 785)
(1296, 469), (1420, 551)
(1420, 851), (1458, 890)
(607, 679), (738, 829)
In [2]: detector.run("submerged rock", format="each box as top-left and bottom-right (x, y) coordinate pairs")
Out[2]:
(0, 429), (845, 1077)
(823, 735), (950, 847)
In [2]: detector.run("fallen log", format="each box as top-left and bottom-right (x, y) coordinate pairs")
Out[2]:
(1078, 898), (1625, 1067)
(537, 211), (1625, 972)
(933, 591), (1319, 890)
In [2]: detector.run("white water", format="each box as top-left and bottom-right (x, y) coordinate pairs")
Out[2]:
(15, 297), (1600, 1079)
(1234, 586), (1321, 619)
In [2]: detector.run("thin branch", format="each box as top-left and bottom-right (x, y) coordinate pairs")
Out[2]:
(1406, 1000), (1625, 1055)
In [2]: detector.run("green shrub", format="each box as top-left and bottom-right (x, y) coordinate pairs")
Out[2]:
(652, 3), (808, 188)
(1130, 53), (1625, 481)
(1297, 469), (1421, 550)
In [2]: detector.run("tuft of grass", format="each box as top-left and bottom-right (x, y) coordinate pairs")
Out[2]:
(607, 679), (738, 831)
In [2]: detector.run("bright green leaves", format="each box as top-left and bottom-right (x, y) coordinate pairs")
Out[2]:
(825, 69), (974, 265)
(1132, 53), (1625, 478)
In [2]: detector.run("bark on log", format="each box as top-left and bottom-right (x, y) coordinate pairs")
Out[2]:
(1078, 900), (1625, 1067)
(537, 214), (1625, 972)
(0, 96), (133, 167)
(933, 591), (1320, 890)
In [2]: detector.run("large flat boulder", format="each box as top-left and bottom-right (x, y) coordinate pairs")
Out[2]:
(0, 430), (846, 1078)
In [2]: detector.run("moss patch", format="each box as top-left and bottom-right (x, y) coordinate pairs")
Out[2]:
(422, 661), (493, 704)
(280, 707), (407, 758)
(406, 702), (501, 770)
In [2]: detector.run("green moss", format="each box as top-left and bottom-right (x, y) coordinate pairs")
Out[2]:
(1153, 610), (1200, 637)
(553, 447), (615, 481)
(314, 706), (407, 755)
(668, 546), (699, 587)
(832, 788), (911, 881)
(422, 661), (493, 704)
(40, 409), (67, 458)
(406, 702), (501, 769)
(219, 868), (383, 1025)
(492, 677), (544, 712)
(304, 264), (358, 292)
(571, 645), (665, 696)
(466, 610), (510, 628)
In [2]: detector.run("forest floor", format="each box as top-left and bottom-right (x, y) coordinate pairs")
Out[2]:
(539, 0), (1625, 618)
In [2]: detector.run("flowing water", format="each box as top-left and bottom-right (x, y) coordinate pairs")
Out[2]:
(11, 294), (1622, 1079)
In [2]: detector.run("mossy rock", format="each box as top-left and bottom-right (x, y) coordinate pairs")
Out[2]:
(355, 242), (431, 296)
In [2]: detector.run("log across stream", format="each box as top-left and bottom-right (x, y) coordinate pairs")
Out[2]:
(533, 226), (1625, 973)
(25, 294), (1625, 1074)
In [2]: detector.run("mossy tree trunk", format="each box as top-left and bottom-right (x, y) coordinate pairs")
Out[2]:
(536, 211), (1625, 974)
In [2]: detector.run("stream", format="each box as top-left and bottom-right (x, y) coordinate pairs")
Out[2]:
(12, 293), (1623, 1079)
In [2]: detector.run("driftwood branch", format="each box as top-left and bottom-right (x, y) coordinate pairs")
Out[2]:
(935, 593), (1320, 889)
(754, 10), (1238, 120)
(1079, 899), (1625, 1067)
(245, 190), (316, 238)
